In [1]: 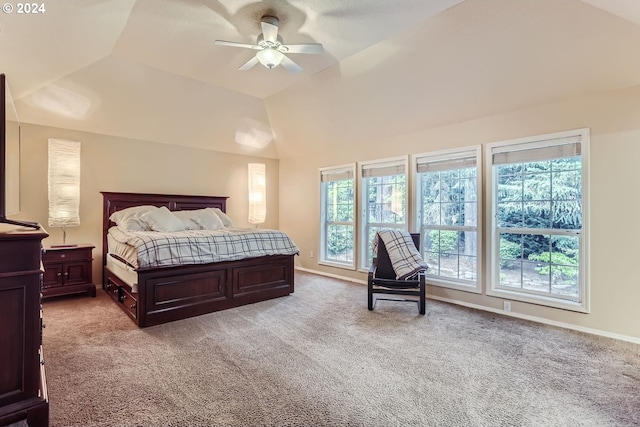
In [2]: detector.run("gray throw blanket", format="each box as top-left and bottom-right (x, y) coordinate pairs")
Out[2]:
(373, 229), (429, 280)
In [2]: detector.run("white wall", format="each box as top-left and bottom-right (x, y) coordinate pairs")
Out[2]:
(278, 84), (640, 342)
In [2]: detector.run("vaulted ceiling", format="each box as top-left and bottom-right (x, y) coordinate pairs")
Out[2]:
(1, 0), (639, 159)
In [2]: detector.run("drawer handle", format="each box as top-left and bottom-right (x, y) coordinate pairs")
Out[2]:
(129, 303), (137, 309)
(57, 273), (61, 277)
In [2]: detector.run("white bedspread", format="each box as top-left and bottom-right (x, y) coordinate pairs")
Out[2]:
(108, 226), (299, 269)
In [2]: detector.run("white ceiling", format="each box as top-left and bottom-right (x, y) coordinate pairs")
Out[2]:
(1, 0), (639, 158)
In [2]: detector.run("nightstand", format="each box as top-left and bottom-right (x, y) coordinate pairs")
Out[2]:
(42, 244), (95, 298)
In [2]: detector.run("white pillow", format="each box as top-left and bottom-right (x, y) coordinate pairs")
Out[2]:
(110, 205), (158, 225)
(117, 217), (150, 232)
(140, 206), (186, 232)
(172, 210), (201, 230)
(210, 208), (232, 227)
(192, 209), (225, 230)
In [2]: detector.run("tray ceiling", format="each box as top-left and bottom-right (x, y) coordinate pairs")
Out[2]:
(0, 0), (638, 158)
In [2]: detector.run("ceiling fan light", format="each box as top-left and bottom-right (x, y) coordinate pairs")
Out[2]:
(256, 49), (284, 69)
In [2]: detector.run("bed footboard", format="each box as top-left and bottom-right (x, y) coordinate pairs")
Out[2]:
(104, 255), (294, 327)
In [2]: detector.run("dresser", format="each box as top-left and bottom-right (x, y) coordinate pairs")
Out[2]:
(42, 244), (95, 298)
(0, 224), (49, 427)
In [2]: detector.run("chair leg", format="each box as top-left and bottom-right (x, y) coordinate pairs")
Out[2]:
(368, 283), (374, 311)
(419, 277), (426, 315)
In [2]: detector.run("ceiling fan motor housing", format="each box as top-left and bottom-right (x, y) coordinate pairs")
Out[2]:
(257, 34), (285, 50)
(261, 15), (279, 26)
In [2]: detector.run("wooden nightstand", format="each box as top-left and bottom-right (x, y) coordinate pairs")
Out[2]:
(42, 244), (95, 298)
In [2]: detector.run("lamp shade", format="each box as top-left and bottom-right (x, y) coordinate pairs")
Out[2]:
(48, 138), (80, 228)
(256, 49), (284, 69)
(248, 163), (266, 224)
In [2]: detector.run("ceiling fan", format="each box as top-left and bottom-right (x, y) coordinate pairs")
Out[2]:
(214, 15), (324, 73)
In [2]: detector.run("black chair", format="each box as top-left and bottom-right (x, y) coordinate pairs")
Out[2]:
(368, 233), (426, 315)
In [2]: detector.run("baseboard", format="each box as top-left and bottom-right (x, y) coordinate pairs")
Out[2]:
(294, 266), (640, 345)
(427, 295), (640, 345)
(296, 266), (366, 285)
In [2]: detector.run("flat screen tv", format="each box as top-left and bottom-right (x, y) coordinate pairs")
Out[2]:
(0, 73), (39, 228)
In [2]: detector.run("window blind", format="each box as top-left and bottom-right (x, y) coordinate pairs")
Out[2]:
(320, 167), (354, 182)
(361, 161), (405, 178)
(492, 136), (582, 165)
(416, 150), (477, 173)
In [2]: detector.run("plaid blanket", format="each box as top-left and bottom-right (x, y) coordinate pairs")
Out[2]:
(108, 226), (299, 269)
(373, 229), (429, 280)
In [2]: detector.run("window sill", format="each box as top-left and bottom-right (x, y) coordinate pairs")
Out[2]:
(318, 260), (356, 271)
(426, 277), (481, 294)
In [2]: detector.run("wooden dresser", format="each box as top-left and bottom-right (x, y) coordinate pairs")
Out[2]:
(0, 224), (49, 427)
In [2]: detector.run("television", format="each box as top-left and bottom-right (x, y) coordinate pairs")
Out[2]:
(0, 73), (39, 228)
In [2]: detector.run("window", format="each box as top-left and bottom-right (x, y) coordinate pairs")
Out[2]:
(320, 164), (356, 269)
(487, 129), (589, 312)
(414, 147), (481, 292)
(359, 157), (408, 270)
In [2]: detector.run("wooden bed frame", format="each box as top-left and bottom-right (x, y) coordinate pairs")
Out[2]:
(101, 191), (295, 327)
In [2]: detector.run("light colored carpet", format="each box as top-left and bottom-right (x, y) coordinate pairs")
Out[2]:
(42, 271), (639, 427)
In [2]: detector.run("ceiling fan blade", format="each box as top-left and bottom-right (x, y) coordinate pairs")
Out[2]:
(238, 55), (260, 71)
(280, 54), (302, 73)
(261, 16), (279, 43)
(215, 40), (260, 50)
(281, 43), (324, 54)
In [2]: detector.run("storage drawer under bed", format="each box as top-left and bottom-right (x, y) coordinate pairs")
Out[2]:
(104, 275), (138, 321)
(120, 286), (138, 319)
(104, 278), (121, 302)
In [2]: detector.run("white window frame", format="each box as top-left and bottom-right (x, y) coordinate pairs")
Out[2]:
(413, 146), (482, 293)
(486, 128), (590, 312)
(358, 156), (409, 271)
(319, 163), (356, 270)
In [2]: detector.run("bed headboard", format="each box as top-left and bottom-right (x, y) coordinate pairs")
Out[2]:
(101, 192), (229, 266)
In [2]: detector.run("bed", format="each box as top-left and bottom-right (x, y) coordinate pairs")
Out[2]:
(101, 191), (298, 327)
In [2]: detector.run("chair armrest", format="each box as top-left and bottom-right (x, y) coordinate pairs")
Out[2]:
(368, 257), (378, 281)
